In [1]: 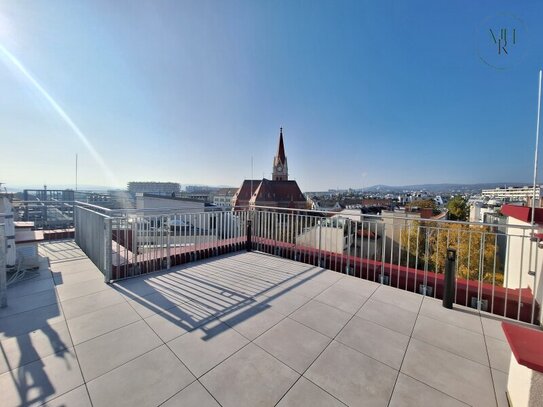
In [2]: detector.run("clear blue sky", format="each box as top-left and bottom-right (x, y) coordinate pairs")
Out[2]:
(1, 0), (542, 191)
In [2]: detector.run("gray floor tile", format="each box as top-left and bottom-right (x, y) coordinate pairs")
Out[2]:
(126, 290), (188, 318)
(0, 288), (59, 319)
(492, 368), (509, 407)
(412, 314), (488, 366)
(256, 290), (310, 316)
(389, 373), (469, 407)
(356, 298), (418, 336)
(486, 335), (512, 373)
(255, 318), (331, 373)
(60, 288), (126, 320)
(76, 320), (162, 381)
(67, 302), (140, 345)
(0, 303), (65, 340)
(305, 341), (397, 407)
(7, 278), (55, 299)
(314, 285), (368, 314)
(0, 347), (83, 407)
(332, 276), (380, 297)
(299, 269), (344, 285)
(87, 345), (195, 407)
(43, 385), (92, 407)
(371, 285), (423, 313)
(56, 278), (110, 302)
(0, 320), (73, 375)
(277, 376), (346, 406)
(290, 300), (351, 338)
(401, 338), (496, 407)
(201, 343), (299, 407)
(162, 381), (220, 407)
(113, 277), (163, 299)
(145, 300), (217, 342)
(481, 315), (509, 342)
(420, 297), (483, 334)
(336, 316), (409, 370)
(168, 320), (249, 377)
(219, 301), (285, 340)
(53, 268), (103, 286)
(268, 277), (332, 299)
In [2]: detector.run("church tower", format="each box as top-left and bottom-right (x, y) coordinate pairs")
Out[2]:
(272, 127), (288, 181)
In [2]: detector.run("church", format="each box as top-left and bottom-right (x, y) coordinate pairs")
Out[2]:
(231, 128), (307, 210)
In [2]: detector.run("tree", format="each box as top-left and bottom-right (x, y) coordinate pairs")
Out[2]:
(399, 221), (503, 285)
(447, 196), (468, 221)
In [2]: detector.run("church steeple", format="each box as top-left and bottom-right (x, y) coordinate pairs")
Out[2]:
(272, 127), (288, 181)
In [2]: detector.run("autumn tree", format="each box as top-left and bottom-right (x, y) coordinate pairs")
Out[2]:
(399, 221), (503, 285)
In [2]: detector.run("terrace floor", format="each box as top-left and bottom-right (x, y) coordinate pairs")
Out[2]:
(0, 240), (524, 406)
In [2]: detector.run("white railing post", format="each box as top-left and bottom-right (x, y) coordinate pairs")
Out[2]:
(104, 217), (112, 282)
(0, 223), (6, 308)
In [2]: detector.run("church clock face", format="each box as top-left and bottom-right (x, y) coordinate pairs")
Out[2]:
(277, 166), (283, 172)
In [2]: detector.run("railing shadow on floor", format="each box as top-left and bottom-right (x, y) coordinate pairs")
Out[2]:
(112, 251), (329, 341)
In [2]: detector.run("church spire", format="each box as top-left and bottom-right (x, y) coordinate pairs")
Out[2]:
(273, 127), (288, 181)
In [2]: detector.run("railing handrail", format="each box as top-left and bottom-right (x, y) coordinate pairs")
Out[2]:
(249, 205), (537, 231)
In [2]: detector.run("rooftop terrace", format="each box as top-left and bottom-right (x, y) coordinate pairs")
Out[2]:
(0, 240), (522, 406)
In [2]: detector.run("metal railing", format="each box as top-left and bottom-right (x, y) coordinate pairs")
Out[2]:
(12, 200), (76, 229)
(0, 222), (6, 308)
(73, 204), (542, 324)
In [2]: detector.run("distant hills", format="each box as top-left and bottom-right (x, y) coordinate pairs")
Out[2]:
(361, 182), (531, 193)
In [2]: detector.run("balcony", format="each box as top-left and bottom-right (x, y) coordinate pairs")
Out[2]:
(0, 239), (531, 407)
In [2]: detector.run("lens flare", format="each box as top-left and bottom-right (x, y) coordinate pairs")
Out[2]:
(0, 43), (120, 187)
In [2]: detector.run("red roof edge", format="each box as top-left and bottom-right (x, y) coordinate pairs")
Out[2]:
(501, 204), (543, 224)
(502, 322), (543, 373)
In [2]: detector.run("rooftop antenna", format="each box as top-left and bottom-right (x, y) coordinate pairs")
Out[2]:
(251, 156), (254, 198)
(532, 70), (542, 225)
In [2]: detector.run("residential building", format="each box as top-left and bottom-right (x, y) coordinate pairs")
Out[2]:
(482, 185), (542, 204)
(127, 181), (181, 196)
(212, 188), (237, 208)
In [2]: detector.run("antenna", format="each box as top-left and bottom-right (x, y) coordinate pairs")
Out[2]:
(532, 70), (542, 225)
(251, 156), (254, 201)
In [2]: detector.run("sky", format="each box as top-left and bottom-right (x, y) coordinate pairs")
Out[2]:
(1, 0), (543, 191)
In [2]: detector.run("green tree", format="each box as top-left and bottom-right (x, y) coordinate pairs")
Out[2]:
(447, 196), (468, 221)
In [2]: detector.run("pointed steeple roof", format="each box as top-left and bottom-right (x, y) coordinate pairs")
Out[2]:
(276, 127), (286, 163)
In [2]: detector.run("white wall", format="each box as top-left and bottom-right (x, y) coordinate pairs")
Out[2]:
(296, 225), (349, 254)
(136, 195), (204, 212)
(504, 217), (542, 295)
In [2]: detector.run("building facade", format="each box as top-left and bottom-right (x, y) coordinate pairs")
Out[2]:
(482, 186), (541, 203)
(127, 182), (181, 196)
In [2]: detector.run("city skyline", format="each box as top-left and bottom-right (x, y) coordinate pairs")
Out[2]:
(1, 1), (543, 191)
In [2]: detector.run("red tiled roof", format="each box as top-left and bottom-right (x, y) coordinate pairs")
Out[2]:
(250, 179), (305, 204)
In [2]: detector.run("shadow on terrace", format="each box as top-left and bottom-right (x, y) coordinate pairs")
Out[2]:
(113, 252), (329, 341)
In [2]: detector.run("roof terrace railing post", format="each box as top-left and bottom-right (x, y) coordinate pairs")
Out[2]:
(0, 223), (6, 308)
(165, 215), (171, 269)
(443, 248), (457, 309)
(104, 217), (112, 283)
(246, 216), (252, 252)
